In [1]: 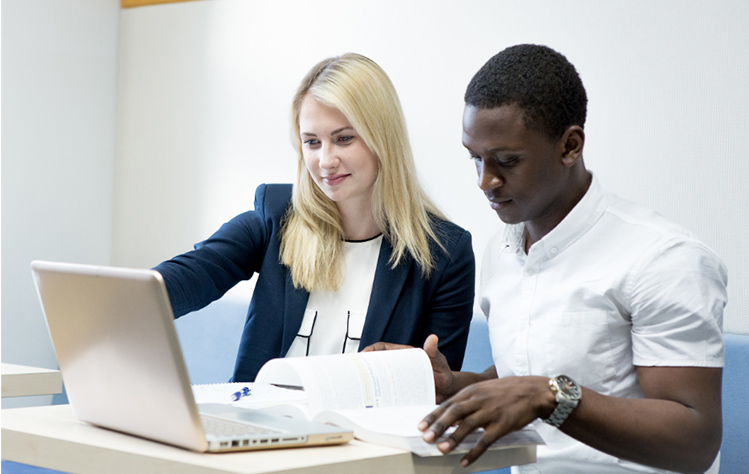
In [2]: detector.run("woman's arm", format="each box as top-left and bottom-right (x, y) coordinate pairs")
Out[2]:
(154, 184), (287, 316)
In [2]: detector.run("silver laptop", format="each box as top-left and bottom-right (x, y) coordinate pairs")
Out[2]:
(31, 260), (353, 452)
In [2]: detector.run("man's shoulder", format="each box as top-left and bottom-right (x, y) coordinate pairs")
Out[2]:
(600, 194), (725, 272)
(603, 194), (698, 243)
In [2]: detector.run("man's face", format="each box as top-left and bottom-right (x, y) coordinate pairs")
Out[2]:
(462, 103), (570, 230)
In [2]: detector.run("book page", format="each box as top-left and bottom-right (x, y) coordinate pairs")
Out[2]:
(255, 348), (435, 413)
(313, 406), (545, 457)
(316, 405), (437, 437)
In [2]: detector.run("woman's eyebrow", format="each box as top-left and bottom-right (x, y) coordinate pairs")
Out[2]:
(301, 126), (354, 137)
(330, 126), (354, 135)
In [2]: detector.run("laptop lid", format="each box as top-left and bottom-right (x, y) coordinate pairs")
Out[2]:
(30, 260), (352, 452)
(32, 260), (213, 451)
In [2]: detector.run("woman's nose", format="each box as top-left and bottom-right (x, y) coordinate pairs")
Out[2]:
(319, 143), (340, 169)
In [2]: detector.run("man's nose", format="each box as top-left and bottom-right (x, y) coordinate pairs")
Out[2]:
(477, 163), (503, 191)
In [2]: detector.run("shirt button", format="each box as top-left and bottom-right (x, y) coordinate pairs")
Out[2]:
(550, 247), (558, 255)
(526, 266), (536, 275)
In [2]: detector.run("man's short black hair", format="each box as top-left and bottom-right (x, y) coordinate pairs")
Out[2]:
(465, 44), (587, 140)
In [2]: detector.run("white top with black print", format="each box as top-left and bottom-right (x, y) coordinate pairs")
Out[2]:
(286, 234), (383, 358)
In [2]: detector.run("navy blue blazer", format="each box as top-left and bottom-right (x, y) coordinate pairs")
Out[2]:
(155, 184), (475, 381)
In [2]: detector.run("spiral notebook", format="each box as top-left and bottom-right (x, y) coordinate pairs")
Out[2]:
(31, 260), (353, 452)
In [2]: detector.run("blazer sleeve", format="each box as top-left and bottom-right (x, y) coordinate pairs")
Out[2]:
(153, 183), (289, 317)
(424, 225), (476, 370)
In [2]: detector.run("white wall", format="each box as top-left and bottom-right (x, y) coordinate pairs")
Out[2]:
(1, 0), (120, 407)
(115, 0), (749, 334)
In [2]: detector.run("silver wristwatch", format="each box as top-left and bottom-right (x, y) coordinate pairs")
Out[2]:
(543, 375), (581, 427)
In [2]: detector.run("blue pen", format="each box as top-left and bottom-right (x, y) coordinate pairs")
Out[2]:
(231, 386), (251, 402)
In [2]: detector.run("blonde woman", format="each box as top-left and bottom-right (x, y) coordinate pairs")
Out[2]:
(155, 53), (475, 382)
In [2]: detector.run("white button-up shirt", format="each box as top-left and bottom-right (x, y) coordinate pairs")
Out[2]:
(481, 175), (727, 474)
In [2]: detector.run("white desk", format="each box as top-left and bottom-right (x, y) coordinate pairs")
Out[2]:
(2, 404), (536, 474)
(1, 363), (63, 398)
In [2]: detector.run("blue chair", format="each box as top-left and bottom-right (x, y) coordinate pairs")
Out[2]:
(721, 333), (749, 474)
(173, 296), (248, 384)
(0, 462), (64, 473)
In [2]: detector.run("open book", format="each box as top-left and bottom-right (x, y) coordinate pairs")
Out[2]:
(193, 348), (543, 456)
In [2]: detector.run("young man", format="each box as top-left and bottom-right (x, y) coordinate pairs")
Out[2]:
(369, 44), (727, 473)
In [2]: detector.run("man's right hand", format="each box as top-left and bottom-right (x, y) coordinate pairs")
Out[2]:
(363, 334), (459, 402)
(421, 334), (459, 402)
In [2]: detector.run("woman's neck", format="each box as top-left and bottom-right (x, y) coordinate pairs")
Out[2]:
(337, 199), (381, 241)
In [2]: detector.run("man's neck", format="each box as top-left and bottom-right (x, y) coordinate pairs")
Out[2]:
(523, 171), (592, 253)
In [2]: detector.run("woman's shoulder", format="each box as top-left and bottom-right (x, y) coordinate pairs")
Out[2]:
(253, 183), (293, 215)
(429, 214), (470, 236)
(428, 214), (472, 252)
(254, 183), (293, 201)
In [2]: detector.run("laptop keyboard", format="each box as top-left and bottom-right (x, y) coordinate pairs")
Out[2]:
(200, 414), (281, 437)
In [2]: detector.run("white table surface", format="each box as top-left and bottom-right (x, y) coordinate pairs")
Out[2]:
(1, 404), (536, 474)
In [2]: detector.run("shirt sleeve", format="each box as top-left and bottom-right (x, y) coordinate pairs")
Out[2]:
(629, 236), (727, 367)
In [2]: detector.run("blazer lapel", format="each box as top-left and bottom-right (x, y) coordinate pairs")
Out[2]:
(281, 269), (310, 356)
(359, 238), (412, 347)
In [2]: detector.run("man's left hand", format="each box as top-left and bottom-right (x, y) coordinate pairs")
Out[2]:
(419, 375), (553, 466)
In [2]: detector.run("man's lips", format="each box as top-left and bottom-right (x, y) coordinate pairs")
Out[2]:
(488, 198), (511, 210)
(322, 174), (349, 186)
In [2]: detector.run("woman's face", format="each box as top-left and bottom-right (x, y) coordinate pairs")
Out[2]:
(298, 94), (379, 209)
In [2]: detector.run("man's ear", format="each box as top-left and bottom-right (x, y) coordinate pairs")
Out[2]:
(560, 125), (585, 167)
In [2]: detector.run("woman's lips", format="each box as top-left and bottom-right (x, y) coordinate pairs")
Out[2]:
(323, 174), (349, 186)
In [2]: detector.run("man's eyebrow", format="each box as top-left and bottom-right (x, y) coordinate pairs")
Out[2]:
(463, 144), (516, 154)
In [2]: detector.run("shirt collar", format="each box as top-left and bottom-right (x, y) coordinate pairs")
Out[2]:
(503, 172), (610, 258)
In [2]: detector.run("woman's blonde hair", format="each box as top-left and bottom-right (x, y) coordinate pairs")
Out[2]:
(281, 53), (445, 291)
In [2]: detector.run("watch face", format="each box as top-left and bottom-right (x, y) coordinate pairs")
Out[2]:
(555, 375), (581, 399)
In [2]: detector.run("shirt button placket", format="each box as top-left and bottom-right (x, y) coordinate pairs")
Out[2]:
(514, 262), (536, 376)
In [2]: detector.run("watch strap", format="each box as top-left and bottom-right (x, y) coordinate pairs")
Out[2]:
(544, 395), (577, 427)
(543, 375), (580, 428)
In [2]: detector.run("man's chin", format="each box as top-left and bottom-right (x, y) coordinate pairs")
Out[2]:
(494, 210), (521, 225)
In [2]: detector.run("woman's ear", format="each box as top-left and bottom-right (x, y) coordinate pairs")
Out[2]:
(560, 125), (585, 167)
